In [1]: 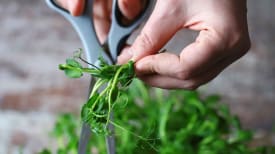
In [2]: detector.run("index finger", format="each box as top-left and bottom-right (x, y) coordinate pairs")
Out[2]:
(134, 29), (227, 79)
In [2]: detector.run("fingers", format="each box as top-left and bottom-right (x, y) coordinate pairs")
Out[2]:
(139, 75), (192, 89)
(93, 0), (112, 43)
(177, 29), (227, 78)
(56, 0), (85, 16)
(135, 52), (181, 76)
(126, 1), (184, 62)
(138, 66), (219, 90)
(138, 55), (233, 90)
(57, 0), (142, 19)
(137, 33), (249, 90)
(117, 46), (132, 64)
(135, 29), (226, 79)
(135, 26), (250, 89)
(118, 0), (142, 20)
(56, 0), (142, 43)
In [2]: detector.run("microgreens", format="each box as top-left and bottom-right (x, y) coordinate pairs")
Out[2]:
(39, 49), (275, 154)
(59, 49), (135, 135)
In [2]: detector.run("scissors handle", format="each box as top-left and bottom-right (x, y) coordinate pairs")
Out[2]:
(46, 0), (105, 64)
(46, 0), (154, 64)
(108, 0), (155, 62)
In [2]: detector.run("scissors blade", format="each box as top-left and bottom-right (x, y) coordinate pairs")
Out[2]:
(106, 112), (116, 154)
(78, 123), (92, 154)
(78, 77), (95, 154)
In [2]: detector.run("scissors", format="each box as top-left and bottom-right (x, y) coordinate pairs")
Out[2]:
(45, 0), (154, 153)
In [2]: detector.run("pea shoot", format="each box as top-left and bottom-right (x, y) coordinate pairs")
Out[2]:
(59, 49), (135, 135)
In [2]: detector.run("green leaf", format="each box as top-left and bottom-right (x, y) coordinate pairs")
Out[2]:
(86, 93), (100, 107)
(64, 69), (83, 78)
(59, 59), (83, 78)
(110, 86), (119, 102)
(98, 56), (109, 67)
(81, 104), (92, 122)
(66, 58), (82, 68)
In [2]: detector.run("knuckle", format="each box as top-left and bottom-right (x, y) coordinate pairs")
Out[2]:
(183, 82), (200, 90)
(175, 68), (192, 80)
(241, 37), (251, 53)
(137, 32), (156, 51)
(228, 28), (251, 49)
(232, 33), (251, 57)
(149, 57), (156, 74)
(150, 55), (159, 73)
(214, 26), (251, 56)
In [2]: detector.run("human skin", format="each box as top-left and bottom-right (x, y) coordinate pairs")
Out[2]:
(56, 0), (250, 90)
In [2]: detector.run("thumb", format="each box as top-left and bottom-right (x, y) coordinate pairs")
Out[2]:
(128, 1), (182, 62)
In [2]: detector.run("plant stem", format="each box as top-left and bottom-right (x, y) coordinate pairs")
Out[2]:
(109, 120), (159, 152)
(106, 66), (125, 126)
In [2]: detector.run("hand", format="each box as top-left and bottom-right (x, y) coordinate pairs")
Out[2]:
(118, 0), (250, 89)
(56, 0), (142, 43)
(56, 0), (251, 90)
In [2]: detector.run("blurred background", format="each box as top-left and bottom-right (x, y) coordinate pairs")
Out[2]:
(0, 0), (274, 153)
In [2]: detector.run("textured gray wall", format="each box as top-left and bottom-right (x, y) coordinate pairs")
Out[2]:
(0, 0), (274, 153)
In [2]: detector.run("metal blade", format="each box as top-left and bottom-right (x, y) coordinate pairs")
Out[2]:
(78, 77), (95, 154)
(106, 113), (115, 154)
(78, 123), (92, 154)
(78, 76), (116, 154)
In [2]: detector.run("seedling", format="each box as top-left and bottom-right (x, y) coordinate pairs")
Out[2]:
(59, 49), (135, 135)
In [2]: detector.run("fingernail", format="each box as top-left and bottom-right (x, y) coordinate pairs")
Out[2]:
(130, 51), (140, 62)
(135, 61), (147, 76)
(135, 61), (142, 70)
(128, 48), (136, 61)
(117, 48), (133, 64)
(68, 1), (73, 14)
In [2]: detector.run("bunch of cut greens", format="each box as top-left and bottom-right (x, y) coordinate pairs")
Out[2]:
(39, 49), (275, 154)
(58, 49), (135, 135)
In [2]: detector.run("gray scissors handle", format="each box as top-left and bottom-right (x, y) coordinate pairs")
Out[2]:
(46, 0), (154, 64)
(107, 0), (155, 62)
(46, 0), (105, 64)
